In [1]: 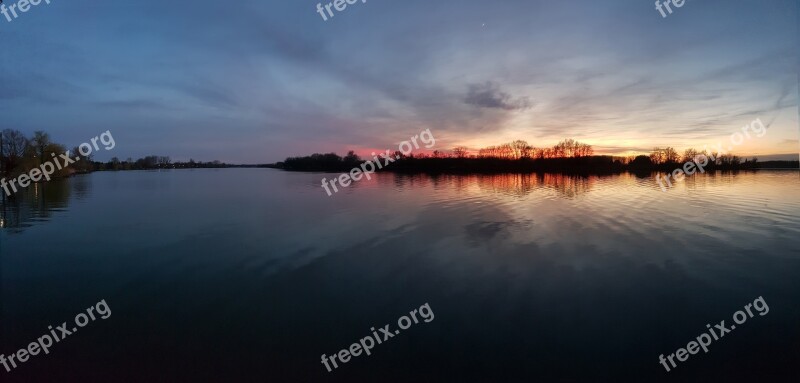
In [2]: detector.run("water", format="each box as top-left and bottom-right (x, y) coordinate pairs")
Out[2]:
(2, 169), (799, 382)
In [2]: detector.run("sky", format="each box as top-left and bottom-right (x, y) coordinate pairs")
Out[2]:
(1, 0), (798, 163)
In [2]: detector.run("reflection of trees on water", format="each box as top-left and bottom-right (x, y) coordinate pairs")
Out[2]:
(476, 174), (537, 197)
(392, 174), (472, 194)
(476, 173), (594, 198)
(0, 179), (72, 233)
(389, 173), (596, 198)
(540, 173), (593, 198)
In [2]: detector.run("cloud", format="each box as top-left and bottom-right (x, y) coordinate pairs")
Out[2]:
(93, 99), (179, 112)
(4, 0), (797, 163)
(464, 82), (532, 111)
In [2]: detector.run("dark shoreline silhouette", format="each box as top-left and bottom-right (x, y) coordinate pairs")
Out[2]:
(1, 129), (234, 179)
(270, 155), (799, 175)
(271, 138), (799, 175)
(4, 131), (797, 179)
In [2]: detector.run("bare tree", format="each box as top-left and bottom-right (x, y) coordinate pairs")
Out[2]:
(1, 129), (29, 173)
(663, 147), (679, 163)
(683, 148), (699, 163)
(30, 131), (52, 166)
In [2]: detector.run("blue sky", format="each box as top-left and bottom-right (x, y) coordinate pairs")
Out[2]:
(1, 0), (798, 163)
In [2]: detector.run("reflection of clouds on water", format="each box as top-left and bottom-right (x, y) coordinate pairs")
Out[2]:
(465, 221), (511, 246)
(464, 220), (535, 248)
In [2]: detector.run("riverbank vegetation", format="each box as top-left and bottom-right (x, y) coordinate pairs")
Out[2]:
(1, 129), (229, 178)
(276, 139), (799, 174)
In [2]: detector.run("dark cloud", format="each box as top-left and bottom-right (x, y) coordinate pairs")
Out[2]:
(464, 82), (532, 111)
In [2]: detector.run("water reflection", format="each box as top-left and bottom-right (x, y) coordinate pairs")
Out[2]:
(0, 178), (73, 233)
(2, 169), (799, 382)
(71, 174), (93, 200)
(476, 173), (595, 198)
(391, 172), (597, 198)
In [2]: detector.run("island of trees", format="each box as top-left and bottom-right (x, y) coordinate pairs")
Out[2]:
(274, 139), (799, 174)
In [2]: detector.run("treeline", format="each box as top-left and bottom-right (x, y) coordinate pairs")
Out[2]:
(637, 147), (754, 169)
(93, 156), (227, 171)
(471, 139), (593, 159)
(277, 139), (797, 174)
(0, 129), (88, 178)
(281, 151), (362, 171)
(280, 139), (597, 171)
(0, 129), (226, 179)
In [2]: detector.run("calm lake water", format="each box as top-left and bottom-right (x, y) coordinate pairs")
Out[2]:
(2, 169), (799, 382)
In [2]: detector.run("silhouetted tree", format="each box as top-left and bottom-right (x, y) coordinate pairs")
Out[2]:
(1, 129), (29, 174)
(30, 131), (51, 166)
(71, 146), (94, 173)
